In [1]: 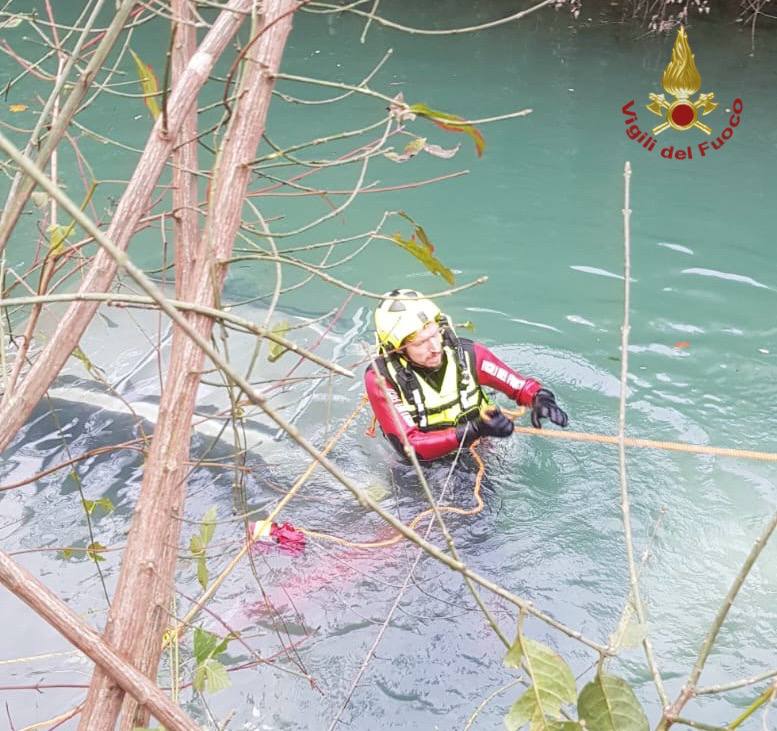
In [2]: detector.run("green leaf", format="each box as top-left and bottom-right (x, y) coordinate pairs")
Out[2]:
(608, 593), (648, 653)
(507, 689), (580, 731)
(193, 627), (220, 664)
(70, 347), (94, 373)
(48, 222), (75, 258)
(267, 320), (290, 363)
(192, 628), (232, 695)
(199, 506), (217, 546)
(83, 497), (113, 515)
(96, 497), (113, 512)
(190, 535), (204, 556)
(403, 136), (427, 157)
(193, 662), (207, 693)
(620, 620), (648, 649)
(197, 555), (208, 590)
(60, 548), (74, 560)
(385, 136), (428, 163)
(129, 49), (161, 120)
(505, 689), (545, 730)
(203, 659), (231, 693)
(504, 639), (577, 730)
(211, 636), (230, 658)
(197, 658), (231, 694)
(46, 183), (95, 258)
(577, 673), (649, 731)
(408, 102), (485, 157)
(458, 320), (475, 332)
(193, 627), (230, 665)
(365, 481), (390, 502)
(86, 542), (106, 562)
(392, 212), (454, 285)
(504, 631), (524, 669)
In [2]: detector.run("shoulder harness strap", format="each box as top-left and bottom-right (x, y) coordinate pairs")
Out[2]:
(439, 317), (475, 411)
(377, 349), (429, 429)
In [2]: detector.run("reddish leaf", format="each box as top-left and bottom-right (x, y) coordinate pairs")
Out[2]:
(130, 49), (161, 120)
(385, 137), (461, 164)
(388, 91), (416, 123)
(409, 103), (485, 157)
(674, 341), (690, 349)
(392, 212), (454, 285)
(384, 136), (427, 163)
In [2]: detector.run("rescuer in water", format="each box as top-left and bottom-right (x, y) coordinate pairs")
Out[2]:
(365, 290), (569, 461)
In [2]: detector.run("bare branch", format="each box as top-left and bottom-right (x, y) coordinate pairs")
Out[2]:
(0, 0), (256, 451)
(0, 551), (200, 731)
(660, 510), (777, 727)
(697, 668), (777, 696)
(613, 161), (668, 705)
(305, 0), (557, 35)
(0, 0), (137, 251)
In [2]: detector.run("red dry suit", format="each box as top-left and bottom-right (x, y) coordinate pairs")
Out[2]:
(365, 339), (542, 461)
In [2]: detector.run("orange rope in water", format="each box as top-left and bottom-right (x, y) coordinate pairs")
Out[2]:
(302, 406), (524, 549)
(303, 440), (488, 549)
(303, 399), (777, 551)
(512, 425), (777, 462)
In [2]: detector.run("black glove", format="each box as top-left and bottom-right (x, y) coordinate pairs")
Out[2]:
(531, 388), (569, 429)
(456, 407), (514, 444)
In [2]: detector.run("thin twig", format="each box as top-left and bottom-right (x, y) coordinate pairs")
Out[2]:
(228, 253), (488, 298)
(252, 116), (388, 164)
(660, 510), (777, 727)
(0, 0), (137, 252)
(359, 0), (379, 42)
(615, 160), (668, 707)
(0, 292), (353, 377)
(275, 71), (532, 126)
(697, 667), (777, 695)
(272, 47), (392, 105)
(726, 682), (777, 730)
(326, 450), (461, 730)
(463, 678), (524, 731)
(671, 718), (727, 731)
(17, 701), (85, 731)
(305, 0), (556, 35)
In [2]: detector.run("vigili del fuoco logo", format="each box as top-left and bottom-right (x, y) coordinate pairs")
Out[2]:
(621, 27), (743, 160)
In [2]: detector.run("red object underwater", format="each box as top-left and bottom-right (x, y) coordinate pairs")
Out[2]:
(249, 521), (306, 554)
(270, 522), (306, 552)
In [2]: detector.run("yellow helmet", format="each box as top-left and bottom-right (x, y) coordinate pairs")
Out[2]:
(375, 289), (441, 350)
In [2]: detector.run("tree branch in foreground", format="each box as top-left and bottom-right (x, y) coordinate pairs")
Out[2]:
(0, 550), (199, 731)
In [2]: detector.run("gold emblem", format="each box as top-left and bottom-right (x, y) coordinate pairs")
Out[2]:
(646, 27), (717, 135)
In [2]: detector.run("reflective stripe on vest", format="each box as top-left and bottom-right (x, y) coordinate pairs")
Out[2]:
(385, 344), (488, 430)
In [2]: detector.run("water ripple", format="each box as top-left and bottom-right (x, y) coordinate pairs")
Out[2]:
(570, 265), (625, 280)
(507, 318), (562, 333)
(681, 267), (772, 290)
(657, 241), (694, 255)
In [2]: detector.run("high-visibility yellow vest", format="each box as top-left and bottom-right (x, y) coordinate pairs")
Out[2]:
(380, 344), (489, 430)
